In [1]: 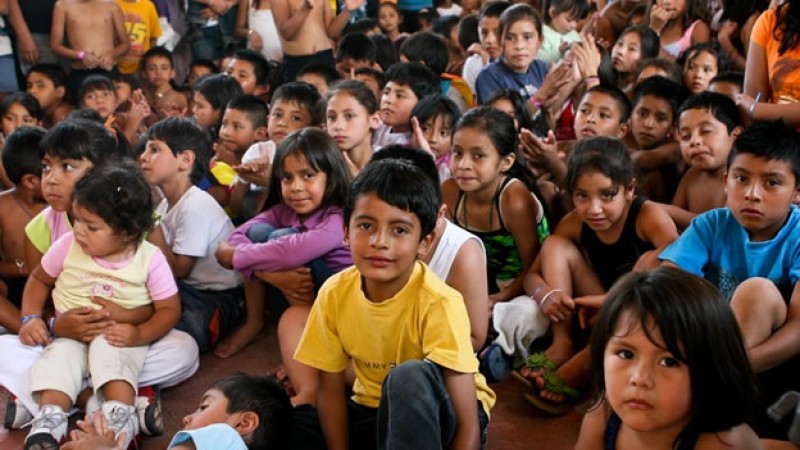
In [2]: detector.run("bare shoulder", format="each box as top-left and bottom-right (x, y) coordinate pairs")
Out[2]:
(575, 404), (610, 450)
(553, 210), (583, 241)
(500, 179), (537, 215)
(441, 178), (460, 216)
(695, 424), (763, 450)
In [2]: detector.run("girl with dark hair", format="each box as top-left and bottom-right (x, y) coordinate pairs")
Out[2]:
(192, 74), (244, 140)
(647, 0), (710, 59)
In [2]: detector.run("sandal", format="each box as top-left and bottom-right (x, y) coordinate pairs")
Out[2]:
(523, 370), (581, 416)
(512, 352), (557, 389)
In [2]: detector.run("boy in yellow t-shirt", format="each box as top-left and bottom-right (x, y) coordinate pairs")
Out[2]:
(116, 0), (162, 74)
(294, 159), (495, 450)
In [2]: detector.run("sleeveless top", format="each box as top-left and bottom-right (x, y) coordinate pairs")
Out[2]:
(580, 196), (653, 290)
(605, 412), (699, 450)
(662, 20), (702, 58)
(454, 178), (549, 292)
(428, 219), (485, 281)
(249, 8), (282, 62)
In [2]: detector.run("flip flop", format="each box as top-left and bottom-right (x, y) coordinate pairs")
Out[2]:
(512, 352), (558, 389)
(523, 370), (580, 416)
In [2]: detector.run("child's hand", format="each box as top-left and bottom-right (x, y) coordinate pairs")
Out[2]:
(62, 411), (123, 450)
(248, 30), (264, 52)
(233, 159), (271, 186)
(82, 51), (101, 69)
(254, 268), (314, 305)
(467, 42), (489, 65)
(303, 0), (313, 9)
(343, 0), (364, 13)
(540, 290), (576, 323)
(215, 241), (236, 269)
(95, 52), (114, 71)
(19, 317), (50, 346)
(571, 37), (601, 80)
(519, 129), (561, 171)
(129, 89), (152, 120)
(104, 323), (141, 347)
(410, 117), (435, 157)
(649, 4), (671, 33)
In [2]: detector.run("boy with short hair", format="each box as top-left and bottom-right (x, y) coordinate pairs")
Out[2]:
(140, 117), (244, 353)
(25, 64), (73, 128)
(224, 49), (273, 98)
(660, 120), (800, 375)
(354, 67), (385, 102)
(0, 126), (47, 332)
(708, 71), (744, 101)
(335, 32), (377, 78)
(374, 62), (440, 148)
(297, 63), (342, 99)
(666, 92), (743, 229)
(462, 1), (512, 93)
(140, 46), (187, 116)
(295, 158), (495, 450)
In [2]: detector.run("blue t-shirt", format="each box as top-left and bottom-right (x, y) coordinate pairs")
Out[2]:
(475, 58), (548, 105)
(169, 423), (248, 450)
(659, 206), (800, 301)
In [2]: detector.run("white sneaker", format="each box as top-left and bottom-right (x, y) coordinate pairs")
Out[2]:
(4, 395), (33, 429)
(102, 401), (139, 450)
(23, 405), (67, 450)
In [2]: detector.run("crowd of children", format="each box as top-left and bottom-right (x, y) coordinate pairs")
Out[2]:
(0, 0), (799, 448)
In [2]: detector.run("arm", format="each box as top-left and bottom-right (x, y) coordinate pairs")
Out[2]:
(325, 0), (364, 40)
(633, 200), (679, 270)
(146, 225), (197, 278)
(442, 368), (480, 450)
(7, 0), (39, 65)
(743, 16), (770, 99)
(317, 370), (349, 450)
(493, 181), (540, 303)
(689, 20), (710, 47)
(18, 265), (56, 346)
(233, 0), (250, 38)
(660, 172), (696, 230)
(749, 283), (800, 373)
(446, 239), (490, 351)
(106, 4), (132, 62)
(574, 405), (608, 450)
(271, 0), (312, 41)
(631, 141), (680, 173)
(104, 294), (181, 347)
(49, 1), (74, 59)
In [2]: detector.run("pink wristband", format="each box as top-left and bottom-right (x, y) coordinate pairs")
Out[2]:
(77, 51), (86, 61)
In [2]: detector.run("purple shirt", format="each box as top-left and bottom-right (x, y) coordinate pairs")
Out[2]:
(228, 204), (352, 275)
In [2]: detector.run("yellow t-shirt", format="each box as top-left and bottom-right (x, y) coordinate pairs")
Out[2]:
(751, 8), (800, 104)
(116, 0), (162, 74)
(295, 261), (496, 416)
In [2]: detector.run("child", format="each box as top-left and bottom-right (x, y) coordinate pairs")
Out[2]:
(681, 42), (720, 95)
(354, 66), (385, 103)
(216, 128), (352, 370)
(474, 4), (548, 105)
(610, 25), (660, 95)
(192, 73), (244, 141)
(0, 127), (47, 331)
(140, 47), (187, 117)
(443, 107), (548, 306)
(410, 94), (460, 181)
(0, 93), (43, 188)
(647, 0), (710, 59)
(19, 163), (180, 450)
(635, 57), (682, 84)
(374, 62), (440, 147)
(538, 0), (589, 65)
(25, 64), (73, 128)
(378, 2), (409, 49)
(115, 0), (162, 75)
(667, 92), (742, 229)
(326, 79), (381, 175)
(334, 32), (378, 79)
(224, 49), (273, 97)
(462, 1), (512, 93)
(660, 120), (800, 375)
(78, 75), (118, 120)
(297, 63), (342, 99)
(294, 157), (495, 449)
(575, 267), (761, 449)
(50, 0), (130, 97)
(520, 137), (677, 415)
(139, 117), (243, 354)
(708, 70), (743, 101)
(185, 59), (219, 88)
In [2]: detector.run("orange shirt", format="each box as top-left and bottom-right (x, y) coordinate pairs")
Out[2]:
(751, 8), (800, 104)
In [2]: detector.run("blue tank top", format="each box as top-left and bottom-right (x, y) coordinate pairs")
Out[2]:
(605, 412), (699, 450)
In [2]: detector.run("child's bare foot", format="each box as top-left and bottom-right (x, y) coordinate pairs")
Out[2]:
(518, 340), (575, 384)
(214, 321), (263, 358)
(534, 350), (588, 403)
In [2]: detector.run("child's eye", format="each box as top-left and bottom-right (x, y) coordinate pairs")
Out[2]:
(452, 150), (463, 157)
(767, 179), (782, 188)
(344, 113), (355, 120)
(357, 222), (372, 231)
(280, 175), (292, 183)
(64, 163), (77, 172)
(660, 357), (681, 368)
(393, 226), (409, 235)
(440, 129), (452, 138)
(579, 107), (589, 115)
(600, 112), (610, 119)
(616, 349), (634, 359)
(473, 153), (485, 160)
(602, 191), (616, 200)
(291, 115), (302, 122)
(42, 163), (51, 172)
(734, 175), (747, 183)
(87, 225), (99, 232)
(304, 171), (316, 180)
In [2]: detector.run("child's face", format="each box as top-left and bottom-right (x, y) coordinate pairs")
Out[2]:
(479, 16), (502, 60)
(378, 6), (401, 34)
(611, 32), (642, 74)
(708, 81), (741, 101)
(725, 154), (800, 242)
(574, 92), (628, 139)
(683, 51), (718, 95)
(193, 92), (220, 129)
(297, 72), (330, 98)
(420, 114), (454, 158)
(182, 389), (240, 431)
(603, 312), (692, 437)
(113, 80), (133, 105)
(336, 57), (372, 80)
(380, 82), (417, 132)
(490, 97), (520, 131)
(678, 107), (738, 172)
(345, 191), (430, 302)
(572, 170), (635, 233)
(354, 74), (382, 103)
(219, 108), (264, 154)
(72, 202), (129, 259)
(26, 72), (64, 111)
(2, 103), (39, 136)
(41, 155), (93, 212)
(139, 139), (182, 188)
(549, 9), (579, 34)
(225, 59), (264, 96)
(656, 0), (686, 19)
(188, 66), (214, 87)
(267, 99), (313, 145)
(632, 95), (674, 149)
(280, 153), (328, 219)
(327, 91), (380, 152)
(82, 89), (118, 119)
(451, 125), (513, 193)
(502, 19), (542, 73)
(143, 56), (175, 89)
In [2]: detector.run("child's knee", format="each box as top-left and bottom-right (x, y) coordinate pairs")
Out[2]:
(541, 235), (580, 258)
(732, 277), (784, 308)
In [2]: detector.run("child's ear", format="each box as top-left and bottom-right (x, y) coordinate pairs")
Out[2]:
(20, 174), (40, 191)
(255, 126), (268, 141)
(369, 111), (381, 130)
(233, 411), (260, 438)
(55, 85), (66, 100)
(500, 151), (515, 172)
(616, 121), (630, 140)
(731, 125), (744, 140)
(343, 223), (350, 246)
(417, 230), (435, 259)
(254, 84), (270, 97)
(178, 149), (196, 172)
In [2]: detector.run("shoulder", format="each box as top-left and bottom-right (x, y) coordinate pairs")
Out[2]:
(553, 210), (583, 240)
(575, 404), (611, 450)
(500, 179), (537, 218)
(694, 424), (761, 450)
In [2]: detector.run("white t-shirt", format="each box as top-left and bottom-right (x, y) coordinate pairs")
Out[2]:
(428, 219), (485, 280)
(462, 53), (485, 94)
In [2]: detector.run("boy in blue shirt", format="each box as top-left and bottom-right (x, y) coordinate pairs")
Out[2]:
(660, 120), (800, 374)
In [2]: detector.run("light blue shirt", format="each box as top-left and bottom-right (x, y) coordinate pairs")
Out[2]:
(169, 423), (248, 450)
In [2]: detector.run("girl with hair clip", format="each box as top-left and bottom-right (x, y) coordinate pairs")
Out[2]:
(19, 162), (181, 450)
(326, 79), (381, 176)
(575, 267), (762, 450)
(739, 1), (800, 126)
(518, 137), (677, 416)
(646, 0), (710, 60)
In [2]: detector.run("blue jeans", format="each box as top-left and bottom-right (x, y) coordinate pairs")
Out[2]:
(189, 25), (223, 62)
(175, 280), (244, 353)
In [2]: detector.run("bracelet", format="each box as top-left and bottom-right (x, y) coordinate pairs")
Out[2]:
(48, 317), (57, 338)
(528, 96), (542, 109)
(749, 91), (762, 119)
(21, 314), (42, 325)
(77, 51), (86, 61)
(539, 289), (563, 308)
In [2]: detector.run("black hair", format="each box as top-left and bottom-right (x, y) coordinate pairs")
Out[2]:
(26, 64), (68, 89)
(232, 49), (272, 86)
(384, 62), (441, 101)
(41, 118), (130, 165)
(213, 373), (293, 450)
(710, 71), (744, 90)
(2, 126), (46, 184)
(271, 81), (325, 126)
(411, 94), (461, 134)
(677, 92), (742, 134)
(728, 120), (800, 187)
(336, 33), (378, 64)
(581, 85), (632, 123)
(328, 79), (379, 114)
(369, 145), (442, 206)
(636, 57), (683, 83)
(566, 137), (635, 195)
(543, 0), (589, 23)
(399, 31), (449, 75)
(626, 3), (648, 24)
(479, 1), (512, 20)
(354, 67), (387, 93)
(720, 0), (767, 28)
(370, 34), (399, 72)
(141, 117), (213, 184)
(193, 73), (244, 137)
(345, 17), (379, 35)
(432, 15), (461, 44)
(79, 75), (116, 101)
(589, 267), (756, 444)
(499, 3), (544, 39)
(265, 127), (352, 210)
(457, 14), (480, 51)
(486, 89), (536, 132)
(190, 59), (219, 75)
(0, 92), (44, 122)
(631, 76), (689, 123)
(418, 7), (440, 28)
(617, 25), (660, 61)
(110, 73), (142, 91)
(226, 94), (268, 129)
(66, 108), (104, 123)
(72, 161), (154, 243)
(345, 158), (439, 240)
(297, 63), (342, 87)
(679, 41), (725, 74)
(141, 46), (174, 69)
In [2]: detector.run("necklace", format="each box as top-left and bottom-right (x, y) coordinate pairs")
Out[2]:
(12, 190), (34, 219)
